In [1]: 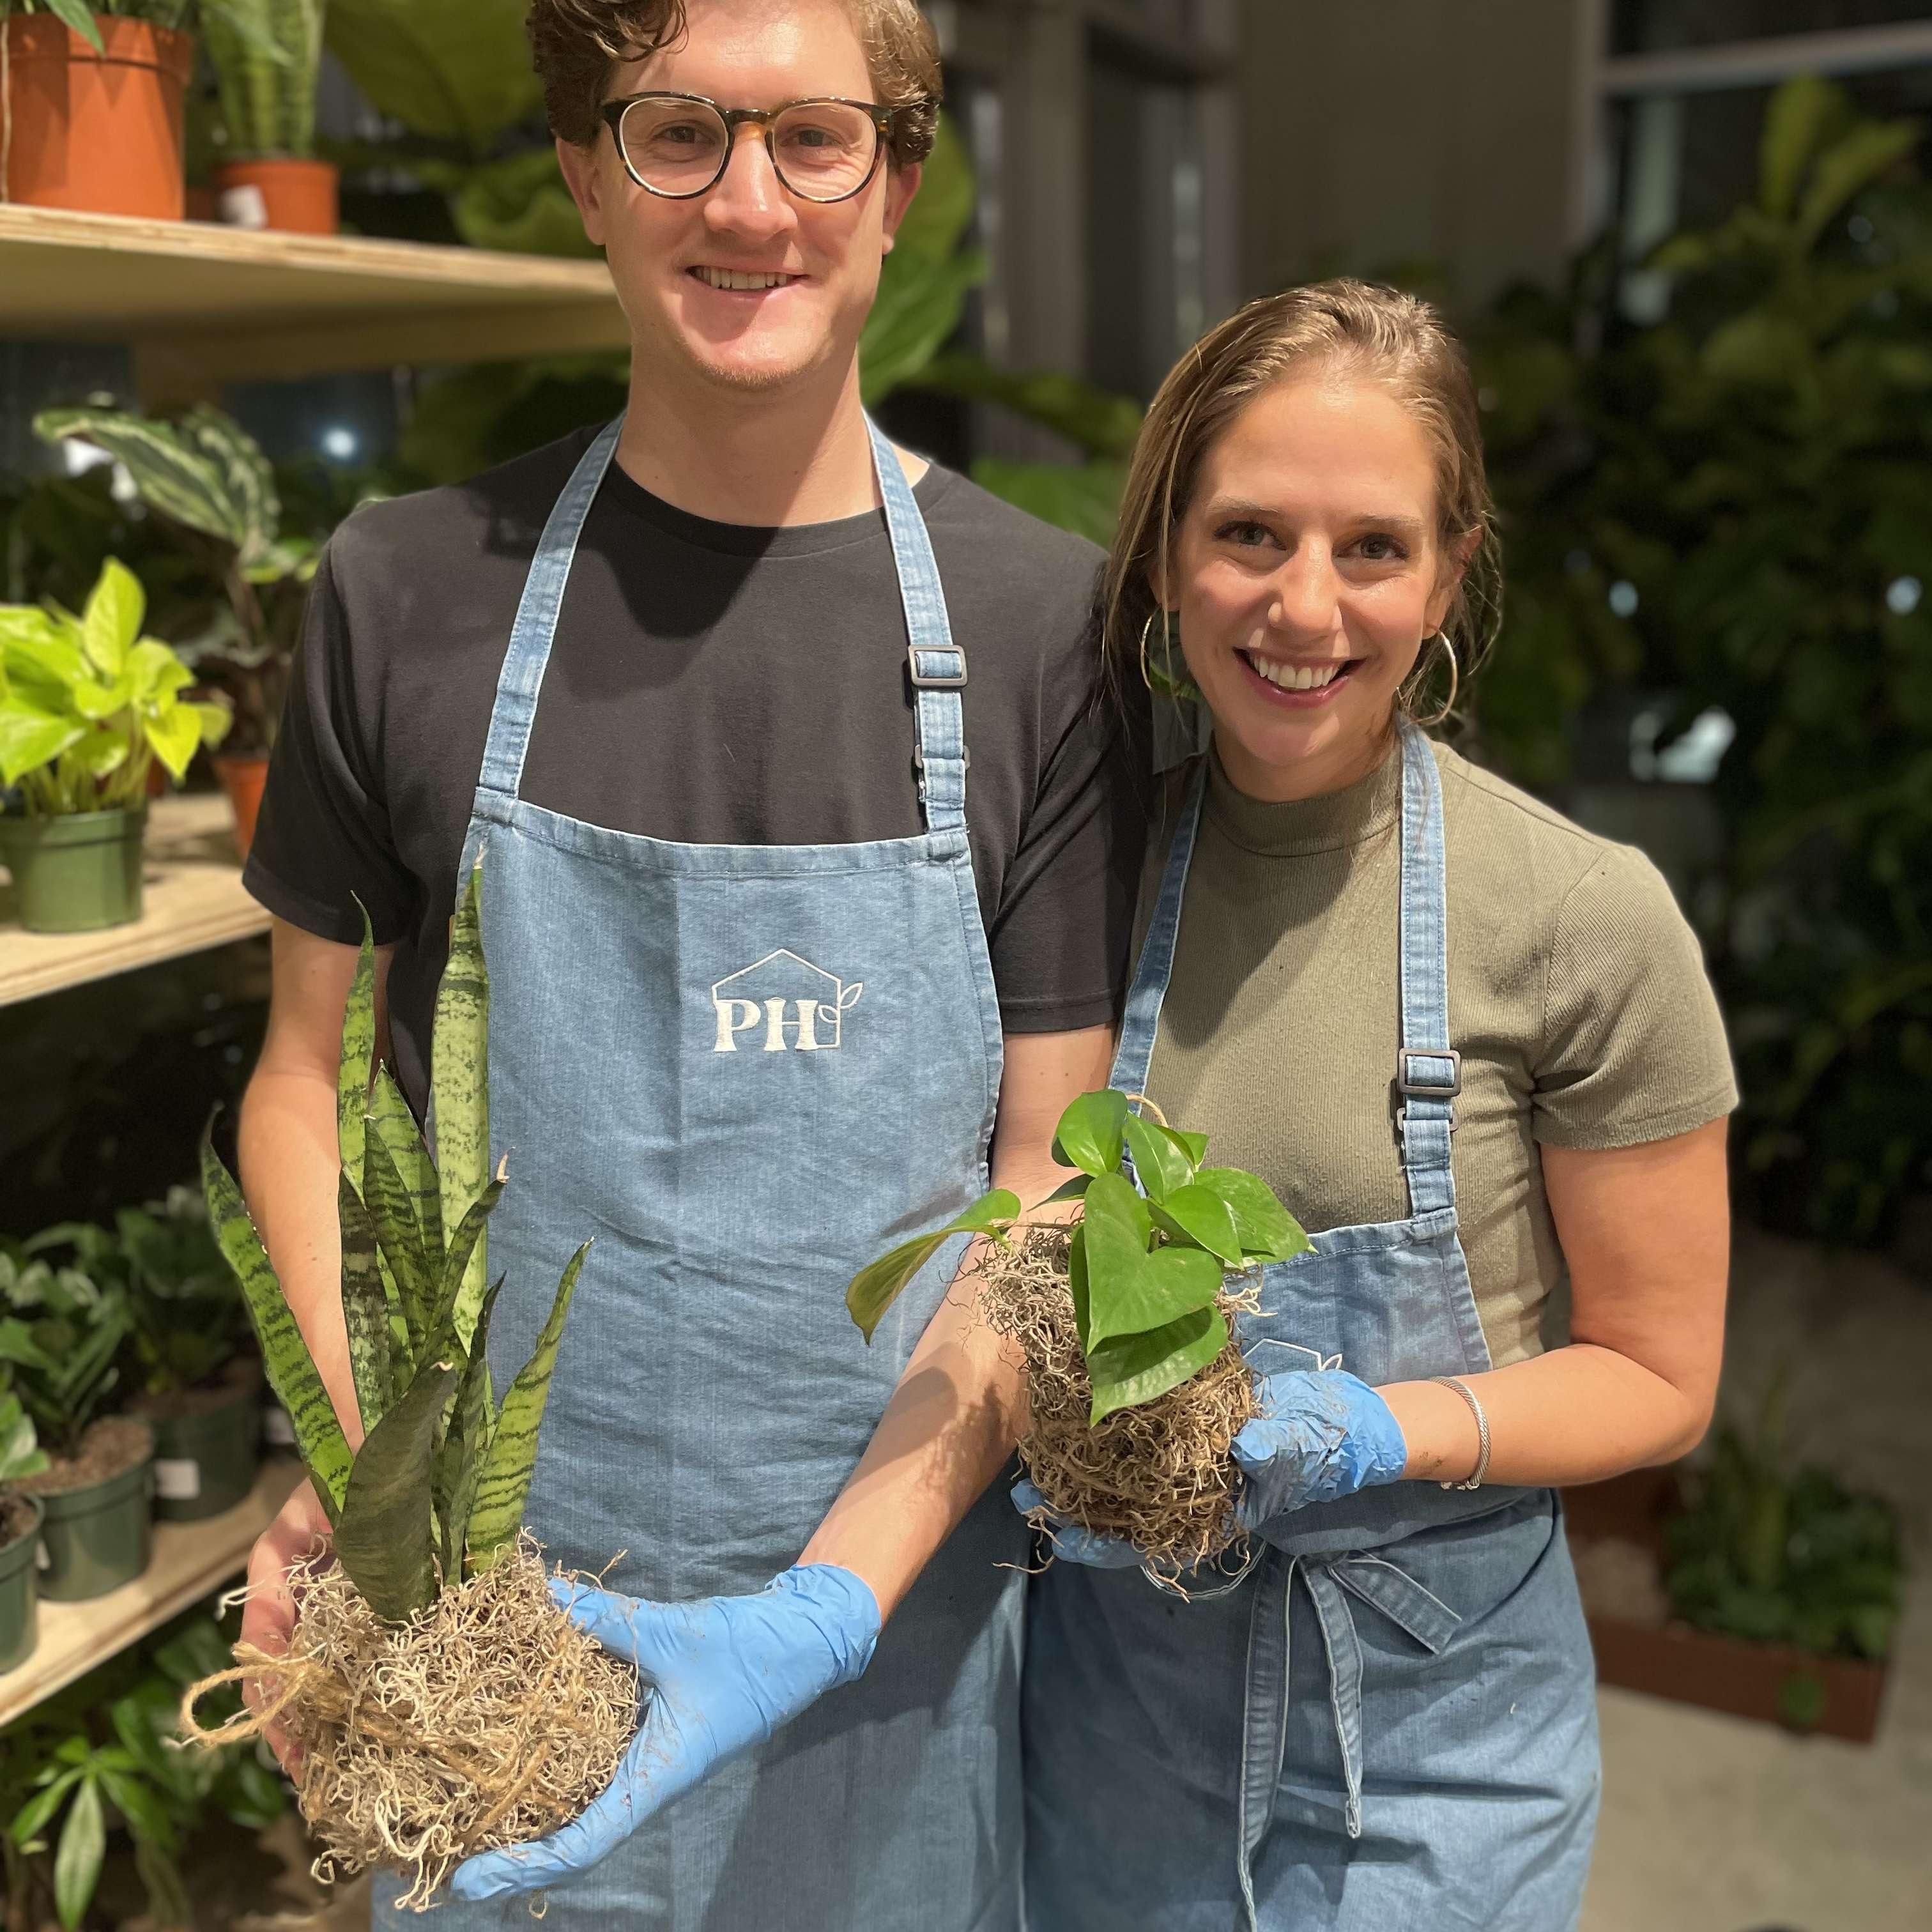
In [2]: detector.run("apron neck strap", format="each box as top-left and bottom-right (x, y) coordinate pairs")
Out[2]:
(1108, 761), (1208, 1095)
(868, 419), (968, 834)
(1393, 718), (1459, 1215)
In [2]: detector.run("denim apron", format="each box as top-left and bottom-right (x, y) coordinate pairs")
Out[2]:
(1024, 721), (1600, 1931)
(378, 419), (1024, 1929)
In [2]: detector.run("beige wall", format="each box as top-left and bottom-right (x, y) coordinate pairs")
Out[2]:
(1240, 0), (1592, 305)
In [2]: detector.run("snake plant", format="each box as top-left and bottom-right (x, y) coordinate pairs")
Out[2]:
(848, 1090), (1310, 1423)
(201, 868), (588, 1623)
(201, 0), (325, 160)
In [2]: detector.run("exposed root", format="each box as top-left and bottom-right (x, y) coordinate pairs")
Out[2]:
(979, 1225), (1259, 1583)
(180, 1537), (638, 1913)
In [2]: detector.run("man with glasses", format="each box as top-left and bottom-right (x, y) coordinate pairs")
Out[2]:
(233, 2), (1141, 1926)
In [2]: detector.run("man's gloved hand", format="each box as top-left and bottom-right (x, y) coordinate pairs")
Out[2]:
(1232, 1369), (1409, 1532)
(447, 1563), (881, 1901)
(1009, 1477), (1142, 1568)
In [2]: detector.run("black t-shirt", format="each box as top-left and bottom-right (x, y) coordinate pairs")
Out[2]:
(246, 427), (1149, 1114)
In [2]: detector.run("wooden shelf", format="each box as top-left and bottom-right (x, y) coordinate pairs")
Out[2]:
(0, 793), (270, 1007)
(0, 1460), (302, 1729)
(0, 204), (627, 399)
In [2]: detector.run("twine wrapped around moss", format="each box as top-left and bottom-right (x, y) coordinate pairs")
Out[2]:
(180, 1539), (638, 1913)
(978, 1224), (1259, 1582)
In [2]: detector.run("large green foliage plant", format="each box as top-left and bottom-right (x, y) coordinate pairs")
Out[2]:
(0, 1238), (130, 1459)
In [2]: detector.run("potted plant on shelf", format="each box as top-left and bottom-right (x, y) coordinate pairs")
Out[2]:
(0, 1372), (50, 1673)
(34, 405), (318, 857)
(38, 1191), (261, 1524)
(0, 556), (230, 932)
(204, 0), (333, 234)
(0, 1235), (150, 1604)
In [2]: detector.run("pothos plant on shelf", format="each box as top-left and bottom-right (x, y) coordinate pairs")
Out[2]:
(848, 1089), (1309, 1572)
(183, 868), (637, 1912)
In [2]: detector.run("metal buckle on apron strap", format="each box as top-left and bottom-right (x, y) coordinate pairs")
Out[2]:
(1236, 1549), (1462, 1928)
(907, 643), (969, 689)
(1393, 1046), (1462, 1135)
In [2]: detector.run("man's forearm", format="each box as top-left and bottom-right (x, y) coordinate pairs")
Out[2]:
(238, 1066), (365, 1448)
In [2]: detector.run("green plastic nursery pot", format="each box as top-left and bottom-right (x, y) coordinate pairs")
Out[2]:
(0, 1497), (45, 1673)
(32, 1444), (154, 1604)
(138, 1362), (263, 1522)
(0, 807), (147, 933)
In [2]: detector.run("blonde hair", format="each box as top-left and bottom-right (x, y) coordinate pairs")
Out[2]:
(528, 0), (942, 164)
(1105, 278), (1503, 727)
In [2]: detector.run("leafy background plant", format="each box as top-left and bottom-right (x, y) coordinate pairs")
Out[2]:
(0, 1238), (129, 1460)
(202, 0), (324, 162)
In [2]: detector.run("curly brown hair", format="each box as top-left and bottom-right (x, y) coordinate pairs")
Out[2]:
(528, 1), (942, 165)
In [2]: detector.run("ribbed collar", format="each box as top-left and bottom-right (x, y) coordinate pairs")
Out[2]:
(1203, 736), (1404, 857)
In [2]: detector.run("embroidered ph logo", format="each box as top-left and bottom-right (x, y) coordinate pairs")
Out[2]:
(712, 950), (864, 1054)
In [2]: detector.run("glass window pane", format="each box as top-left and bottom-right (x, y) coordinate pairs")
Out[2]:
(1614, 2), (1932, 57)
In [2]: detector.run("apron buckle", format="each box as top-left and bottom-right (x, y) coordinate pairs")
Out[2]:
(908, 643), (969, 689)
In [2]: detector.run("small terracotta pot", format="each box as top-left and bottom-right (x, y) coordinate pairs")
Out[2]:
(214, 157), (339, 235)
(213, 751), (270, 859)
(0, 16), (192, 220)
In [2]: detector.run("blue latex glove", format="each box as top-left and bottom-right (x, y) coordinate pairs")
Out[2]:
(1009, 1476), (1142, 1568)
(447, 1563), (880, 1902)
(1232, 1369), (1409, 1531)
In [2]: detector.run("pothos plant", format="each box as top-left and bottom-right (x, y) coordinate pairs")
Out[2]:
(199, 867), (586, 1622)
(848, 1089), (1308, 1422)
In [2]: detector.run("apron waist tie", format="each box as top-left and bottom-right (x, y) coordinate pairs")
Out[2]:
(1236, 1547), (1462, 1928)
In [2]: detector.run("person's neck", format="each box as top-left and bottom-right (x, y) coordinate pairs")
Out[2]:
(1213, 719), (1400, 804)
(613, 356), (885, 530)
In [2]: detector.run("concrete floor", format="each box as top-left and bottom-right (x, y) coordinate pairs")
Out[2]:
(1581, 1230), (1932, 1932)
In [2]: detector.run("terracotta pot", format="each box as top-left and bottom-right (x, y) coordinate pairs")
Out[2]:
(213, 751), (270, 859)
(0, 16), (192, 220)
(214, 157), (339, 235)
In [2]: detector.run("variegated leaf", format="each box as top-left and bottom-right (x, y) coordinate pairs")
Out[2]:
(332, 1359), (459, 1623)
(367, 1065), (441, 1259)
(438, 1275), (502, 1582)
(337, 1172), (395, 1432)
(199, 1126), (348, 1519)
(33, 410), (249, 549)
(431, 865), (490, 1349)
(466, 1243), (589, 1570)
(180, 405), (279, 564)
(362, 1131), (433, 1357)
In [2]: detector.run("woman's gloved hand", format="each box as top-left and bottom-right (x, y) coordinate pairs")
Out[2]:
(447, 1564), (881, 1901)
(1009, 1477), (1142, 1568)
(1232, 1368), (1409, 1532)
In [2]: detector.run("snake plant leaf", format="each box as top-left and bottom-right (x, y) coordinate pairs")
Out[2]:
(844, 1190), (1020, 1342)
(442, 1276), (503, 1582)
(1149, 1184), (1244, 1267)
(36, 0), (105, 52)
(1080, 1183), (1221, 1351)
(1193, 1170), (1312, 1264)
(466, 1243), (590, 1572)
(1052, 1090), (1132, 1177)
(332, 1358), (460, 1623)
(336, 1173), (395, 1432)
(367, 1065), (442, 1259)
(362, 1131), (434, 1357)
(422, 1163), (508, 1367)
(433, 865), (490, 1350)
(1087, 1305), (1229, 1425)
(336, 910), (377, 1182)
(199, 1125), (348, 1521)
(1123, 1114), (1195, 1203)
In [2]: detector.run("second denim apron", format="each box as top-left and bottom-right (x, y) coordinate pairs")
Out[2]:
(377, 420), (1024, 1929)
(1023, 721), (1600, 1931)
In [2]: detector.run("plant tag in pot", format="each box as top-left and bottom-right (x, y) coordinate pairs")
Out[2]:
(155, 1457), (203, 1501)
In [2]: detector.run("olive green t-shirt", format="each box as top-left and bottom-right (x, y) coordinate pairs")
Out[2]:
(1142, 737), (1738, 1367)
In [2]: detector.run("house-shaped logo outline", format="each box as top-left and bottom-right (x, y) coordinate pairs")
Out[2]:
(710, 949), (864, 1050)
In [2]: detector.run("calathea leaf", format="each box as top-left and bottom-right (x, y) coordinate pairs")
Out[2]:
(433, 866), (491, 1349)
(1087, 1305), (1229, 1425)
(1080, 1181), (1221, 1351)
(334, 1358), (460, 1623)
(33, 410), (249, 549)
(336, 1173), (395, 1430)
(1123, 1113), (1194, 1202)
(200, 1124), (349, 1519)
(1193, 1169), (1311, 1264)
(845, 1190), (1019, 1342)
(1051, 1089), (1131, 1177)
(1149, 1183), (1244, 1266)
(466, 1244), (590, 1570)
(337, 908), (378, 1182)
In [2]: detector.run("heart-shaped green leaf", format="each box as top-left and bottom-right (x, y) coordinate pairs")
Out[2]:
(1083, 1171), (1152, 1248)
(1067, 1224), (1091, 1351)
(1124, 1113), (1194, 1202)
(1051, 1089), (1130, 1176)
(845, 1190), (1020, 1341)
(1150, 1183), (1243, 1264)
(1194, 1169), (1312, 1263)
(1087, 1305), (1230, 1423)
(1082, 1183), (1221, 1349)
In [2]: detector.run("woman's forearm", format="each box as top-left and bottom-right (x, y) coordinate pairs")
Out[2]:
(1381, 1340), (1715, 1492)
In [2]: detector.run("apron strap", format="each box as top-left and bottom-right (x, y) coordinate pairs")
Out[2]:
(1236, 1545), (1463, 1922)
(868, 418), (969, 835)
(1108, 761), (1208, 1094)
(1394, 719), (1460, 1217)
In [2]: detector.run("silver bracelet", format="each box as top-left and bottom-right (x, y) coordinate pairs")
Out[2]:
(1432, 1376), (1491, 1491)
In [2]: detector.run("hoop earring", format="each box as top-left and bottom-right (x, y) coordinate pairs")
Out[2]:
(1138, 611), (1165, 694)
(1408, 630), (1460, 728)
